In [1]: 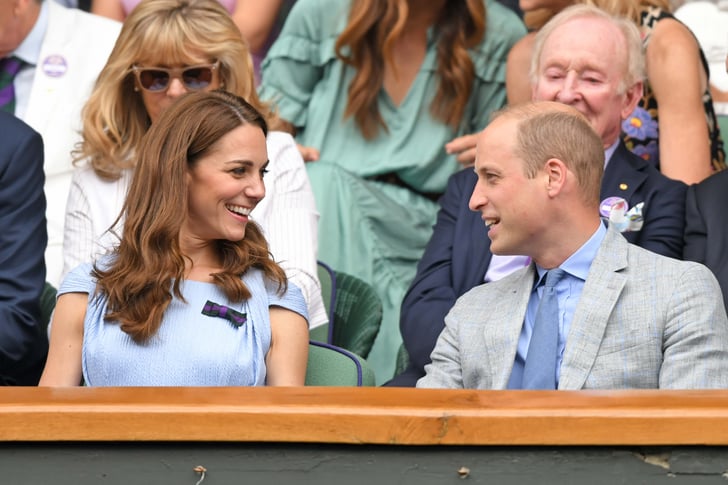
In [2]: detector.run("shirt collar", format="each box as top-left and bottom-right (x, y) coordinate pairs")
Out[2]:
(603, 138), (620, 169)
(534, 222), (607, 285)
(13, 0), (49, 66)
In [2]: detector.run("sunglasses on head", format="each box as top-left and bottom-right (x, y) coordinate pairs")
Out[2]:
(132, 61), (220, 92)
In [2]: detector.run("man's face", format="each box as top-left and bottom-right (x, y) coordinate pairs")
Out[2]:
(0, 0), (32, 58)
(469, 116), (548, 256)
(532, 16), (641, 147)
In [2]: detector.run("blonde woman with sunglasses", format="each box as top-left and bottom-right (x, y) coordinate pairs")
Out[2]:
(62, 0), (327, 329)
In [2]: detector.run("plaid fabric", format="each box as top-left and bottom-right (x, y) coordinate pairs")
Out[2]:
(0, 56), (24, 114)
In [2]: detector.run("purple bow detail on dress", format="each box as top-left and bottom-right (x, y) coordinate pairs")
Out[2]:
(201, 300), (247, 328)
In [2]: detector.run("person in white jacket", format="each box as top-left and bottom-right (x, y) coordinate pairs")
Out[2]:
(62, 0), (327, 328)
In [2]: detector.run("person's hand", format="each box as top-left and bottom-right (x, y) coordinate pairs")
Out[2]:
(297, 144), (320, 162)
(445, 134), (478, 168)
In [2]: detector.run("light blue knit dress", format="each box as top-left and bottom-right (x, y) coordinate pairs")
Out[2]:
(59, 263), (308, 386)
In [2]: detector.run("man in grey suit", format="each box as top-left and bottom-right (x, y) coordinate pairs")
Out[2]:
(418, 101), (728, 390)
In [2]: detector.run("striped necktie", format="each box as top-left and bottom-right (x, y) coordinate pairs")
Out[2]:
(0, 56), (24, 114)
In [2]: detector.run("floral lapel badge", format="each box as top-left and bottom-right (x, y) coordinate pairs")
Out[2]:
(600, 196), (644, 233)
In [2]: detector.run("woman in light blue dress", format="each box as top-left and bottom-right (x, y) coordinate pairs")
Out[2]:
(39, 91), (309, 387)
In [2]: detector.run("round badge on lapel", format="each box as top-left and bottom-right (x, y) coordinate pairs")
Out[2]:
(41, 55), (68, 78)
(599, 196), (628, 218)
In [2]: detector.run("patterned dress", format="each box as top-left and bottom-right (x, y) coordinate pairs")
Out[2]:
(622, 6), (726, 173)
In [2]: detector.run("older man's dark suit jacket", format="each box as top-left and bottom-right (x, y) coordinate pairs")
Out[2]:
(684, 169), (728, 312)
(389, 141), (687, 386)
(0, 113), (48, 385)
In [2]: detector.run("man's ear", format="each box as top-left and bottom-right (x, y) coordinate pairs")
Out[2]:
(544, 158), (567, 195)
(621, 81), (644, 120)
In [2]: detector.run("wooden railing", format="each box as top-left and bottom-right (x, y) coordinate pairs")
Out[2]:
(2, 387), (728, 445)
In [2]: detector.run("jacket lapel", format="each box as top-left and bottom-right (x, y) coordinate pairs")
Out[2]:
(486, 265), (536, 389)
(600, 141), (648, 208)
(559, 227), (628, 389)
(25, 1), (72, 137)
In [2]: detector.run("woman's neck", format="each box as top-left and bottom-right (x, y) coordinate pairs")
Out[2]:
(179, 237), (223, 282)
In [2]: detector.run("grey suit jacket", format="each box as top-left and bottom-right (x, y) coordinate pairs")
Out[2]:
(418, 227), (728, 390)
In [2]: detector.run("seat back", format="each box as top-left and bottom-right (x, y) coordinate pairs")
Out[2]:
(39, 282), (57, 333)
(305, 341), (375, 386)
(394, 342), (411, 377)
(312, 262), (383, 359)
(330, 271), (382, 358)
(312, 261), (336, 343)
(317, 261), (336, 323)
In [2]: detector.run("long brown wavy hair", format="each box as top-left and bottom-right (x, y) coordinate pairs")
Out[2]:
(93, 90), (287, 343)
(334, 0), (486, 139)
(75, 0), (286, 181)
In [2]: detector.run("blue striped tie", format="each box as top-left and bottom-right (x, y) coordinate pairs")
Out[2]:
(522, 268), (565, 390)
(0, 56), (24, 114)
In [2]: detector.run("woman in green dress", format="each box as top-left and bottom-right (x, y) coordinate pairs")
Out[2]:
(260, 0), (526, 381)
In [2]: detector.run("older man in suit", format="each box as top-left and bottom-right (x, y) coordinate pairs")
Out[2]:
(417, 101), (728, 390)
(390, 5), (687, 387)
(0, 112), (48, 385)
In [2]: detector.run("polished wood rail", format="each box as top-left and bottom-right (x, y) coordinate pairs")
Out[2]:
(2, 387), (728, 445)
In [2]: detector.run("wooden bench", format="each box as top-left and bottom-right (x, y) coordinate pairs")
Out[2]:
(2, 388), (727, 483)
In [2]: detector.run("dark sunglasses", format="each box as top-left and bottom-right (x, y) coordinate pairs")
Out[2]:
(132, 61), (220, 92)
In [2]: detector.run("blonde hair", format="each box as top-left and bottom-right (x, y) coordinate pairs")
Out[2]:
(75, 0), (282, 180)
(530, 4), (646, 93)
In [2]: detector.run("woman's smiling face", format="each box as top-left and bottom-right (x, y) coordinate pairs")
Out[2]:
(181, 123), (269, 245)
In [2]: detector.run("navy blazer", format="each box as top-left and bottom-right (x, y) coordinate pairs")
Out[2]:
(389, 141), (687, 386)
(0, 113), (48, 385)
(684, 170), (728, 312)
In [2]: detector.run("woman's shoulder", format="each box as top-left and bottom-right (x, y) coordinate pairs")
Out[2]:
(58, 261), (99, 296)
(468, 0), (527, 82)
(289, 0), (349, 17)
(72, 161), (133, 188)
(266, 130), (297, 151)
(507, 31), (536, 64)
(482, 0), (528, 46)
(645, 10), (703, 71)
(466, 0), (527, 78)
(281, 0), (350, 37)
(265, 131), (305, 172)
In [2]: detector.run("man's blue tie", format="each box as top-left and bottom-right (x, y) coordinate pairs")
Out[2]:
(522, 268), (565, 389)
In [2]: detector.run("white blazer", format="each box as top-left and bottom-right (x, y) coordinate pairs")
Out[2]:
(21, 1), (121, 286)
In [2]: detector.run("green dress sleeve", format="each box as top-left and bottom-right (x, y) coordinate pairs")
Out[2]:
(259, 0), (349, 129)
